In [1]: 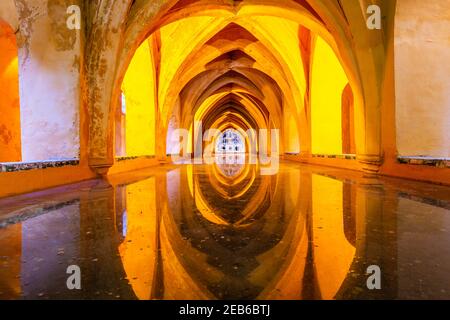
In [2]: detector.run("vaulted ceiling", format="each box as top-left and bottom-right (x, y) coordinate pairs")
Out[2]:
(84, 0), (395, 170)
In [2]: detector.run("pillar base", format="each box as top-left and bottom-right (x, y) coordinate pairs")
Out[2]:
(157, 155), (169, 165)
(357, 154), (383, 174)
(92, 165), (111, 177)
(89, 158), (113, 177)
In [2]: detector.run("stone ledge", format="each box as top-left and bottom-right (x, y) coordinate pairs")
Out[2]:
(397, 156), (450, 168)
(115, 155), (156, 162)
(312, 154), (357, 160)
(398, 192), (450, 210)
(0, 159), (79, 173)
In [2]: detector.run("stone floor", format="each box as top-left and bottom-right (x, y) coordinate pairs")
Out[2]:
(0, 160), (449, 300)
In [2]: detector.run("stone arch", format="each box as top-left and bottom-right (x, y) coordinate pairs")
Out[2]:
(85, 0), (391, 174)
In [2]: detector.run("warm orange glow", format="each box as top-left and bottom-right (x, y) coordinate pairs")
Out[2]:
(0, 21), (21, 162)
(1, 1), (450, 303)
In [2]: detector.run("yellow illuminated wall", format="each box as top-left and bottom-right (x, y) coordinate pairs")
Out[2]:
(311, 36), (348, 155)
(247, 16), (306, 99)
(312, 174), (355, 299)
(159, 16), (222, 120)
(121, 40), (156, 156)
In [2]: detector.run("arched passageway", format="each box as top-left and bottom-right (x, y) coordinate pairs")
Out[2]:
(86, 0), (391, 175)
(215, 129), (246, 154)
(0, 0), (450, 302)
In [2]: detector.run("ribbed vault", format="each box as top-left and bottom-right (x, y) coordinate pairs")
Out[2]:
(83, 0), (395, 174)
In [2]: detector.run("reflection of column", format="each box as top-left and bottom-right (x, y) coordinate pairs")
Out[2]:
(336, 180), (398, 299)
(151, 173), (167, 299)
(160, 167), (215, 299)
(311, 174), (356, 299)
(343, 183), (356, 247)
(298, 171), (316, 300)
(79, 181), (135, 299)
(156, 102), (168, 163)
(118, 178), (159, 300)
(259, 168), (308, 300)
(380, 187), (398, 299)
(361, 183), (397, 298)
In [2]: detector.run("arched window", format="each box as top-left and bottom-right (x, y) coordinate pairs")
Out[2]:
(0, 19), (21, 162)
(215, 129), (245, 154)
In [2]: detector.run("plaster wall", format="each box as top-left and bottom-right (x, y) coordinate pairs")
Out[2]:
(395, 0), (450, 158)
(16, 0), (81, 161)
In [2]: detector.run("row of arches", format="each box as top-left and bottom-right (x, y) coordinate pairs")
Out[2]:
(111, 1), (360, 167)
(86, 0), (379, 173)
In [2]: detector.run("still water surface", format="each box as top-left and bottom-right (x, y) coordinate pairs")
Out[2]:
(0, 160), (449, 300)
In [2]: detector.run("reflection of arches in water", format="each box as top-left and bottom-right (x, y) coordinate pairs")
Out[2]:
(216, 129), (245, 153)
(200, 163), (271, 225)
(216, 162), (244, 178)
(343, 183), (356, 247)
(111, 167), (360, 300)
(166, 166), (297, 299)
(214, 154), (246, 178)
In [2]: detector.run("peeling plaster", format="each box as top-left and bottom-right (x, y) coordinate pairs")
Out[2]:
(15, 0), (40, 65)
(16, 0), (82, 162)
